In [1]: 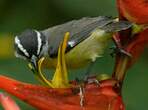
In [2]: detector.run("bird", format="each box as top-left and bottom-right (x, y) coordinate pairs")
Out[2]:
(14, 16), (132, 85)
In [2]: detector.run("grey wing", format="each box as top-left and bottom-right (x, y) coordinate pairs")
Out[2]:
(41, 16), (114, 58)
(41, 16), (131, 58)
(67, 19), (132, 50)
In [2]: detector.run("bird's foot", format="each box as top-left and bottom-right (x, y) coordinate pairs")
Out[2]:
(85, 76), (100, 88)
(79, 85), (85, 107)
(28, 32), (71, 88)
(75, 76), (100, 91)
(75, 74), (111, 106)
(76, 76), (100, 107)
(87, 78), (100, 85)
(110, 46), (131, 57)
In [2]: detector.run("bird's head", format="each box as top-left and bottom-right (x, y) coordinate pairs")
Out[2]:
(14, 29), (47, 71)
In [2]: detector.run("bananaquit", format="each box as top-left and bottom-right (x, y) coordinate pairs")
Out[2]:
(14, 16), (132, 84)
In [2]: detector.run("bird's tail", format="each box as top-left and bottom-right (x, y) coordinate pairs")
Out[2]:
(101, 19), (132, 32)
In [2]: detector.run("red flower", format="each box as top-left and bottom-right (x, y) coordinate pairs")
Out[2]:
(117, 0), (148, 24)
(0, 75), (124, 110)
(0, 1), (148, 109)
(113, 0), (148, 84)
(0, 92), (20, 110)
(0, 32), (125, 110)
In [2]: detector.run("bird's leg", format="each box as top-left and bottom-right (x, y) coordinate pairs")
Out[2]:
(83, 62), (100, 86)
(83, 62), (95, 82)
(51, 32), (70, 88)
(75, 62), (99, 88)
(79, 84), (85, 107)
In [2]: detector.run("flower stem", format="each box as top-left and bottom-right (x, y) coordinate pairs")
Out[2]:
(112, 54), (130, 92)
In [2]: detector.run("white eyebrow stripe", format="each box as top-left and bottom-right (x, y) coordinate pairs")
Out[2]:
(35, 30), (42, 55)
(15, 36), (30, 57)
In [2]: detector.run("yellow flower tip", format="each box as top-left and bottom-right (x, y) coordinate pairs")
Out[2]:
(51, 32), (71, 88)
(38, 57), (45, 68)
(65, 32), (70, 39)
(61, 32), (70, 52)
(32, 32), (71, 88)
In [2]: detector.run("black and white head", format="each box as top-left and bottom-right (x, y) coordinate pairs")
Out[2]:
(14, 29), (47, 70)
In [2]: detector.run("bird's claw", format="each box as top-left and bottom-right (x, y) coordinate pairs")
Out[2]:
(87, 78), (100, 86)
(75, 76), (100, 87)
(110, 46), (132, 57)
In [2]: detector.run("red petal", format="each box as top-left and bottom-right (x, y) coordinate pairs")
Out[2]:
(114, 0), (148, 74)
(0, 75), (124, 110)
(0, 93), (20, 110)
(125, 29), (148, 68)
(117, 0), (148, 24)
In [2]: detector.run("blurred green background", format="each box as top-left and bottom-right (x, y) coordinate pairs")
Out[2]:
(0, 0), (147, 110)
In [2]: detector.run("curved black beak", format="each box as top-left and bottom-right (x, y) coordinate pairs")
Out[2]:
(29, 55), (39, 72)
